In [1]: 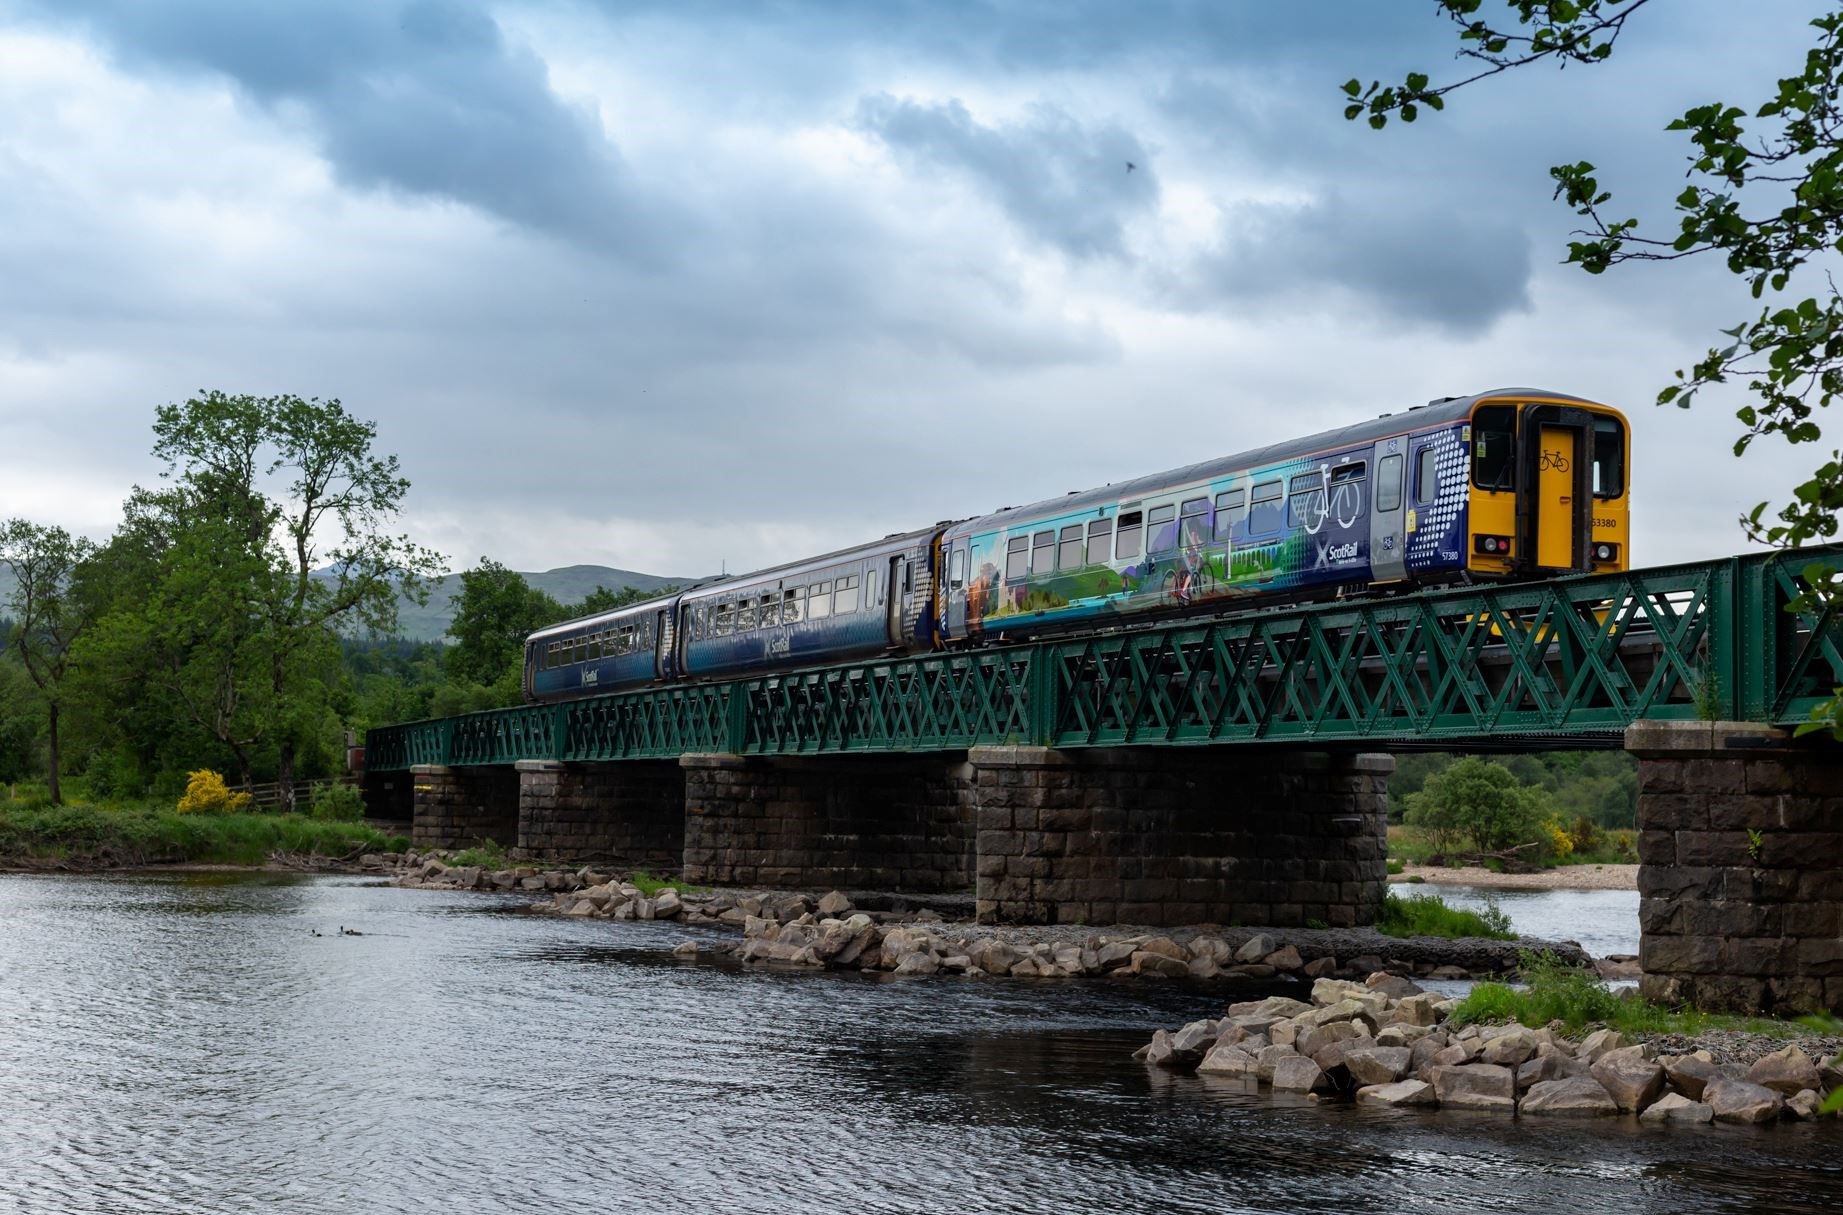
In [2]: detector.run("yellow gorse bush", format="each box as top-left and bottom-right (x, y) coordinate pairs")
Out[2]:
(177, 769), (251, 815)
(1543, 818), (1575, 860)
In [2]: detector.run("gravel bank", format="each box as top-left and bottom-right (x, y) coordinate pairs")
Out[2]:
(1394, 863), (1638, 891)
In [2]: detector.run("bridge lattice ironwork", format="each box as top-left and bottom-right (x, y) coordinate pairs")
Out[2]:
(362, 547), (1843, 769)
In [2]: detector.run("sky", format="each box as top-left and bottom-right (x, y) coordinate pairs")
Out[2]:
(0, 0), (1829, 579)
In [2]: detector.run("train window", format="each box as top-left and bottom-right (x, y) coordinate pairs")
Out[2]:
(866, 569), (879, 606)
(1286, 474), (1324, 529)
(1416, 448), (1438, 505)
(1213, 489), (1243, 541)
(1006, 536), (1029, 581)
(1249, 480), (1282, 535)
(1115, 511), (1143, 559)
(572, 638), (587, 665)
(1592, 416), (1626, 497)
(716, 604), (734, 635)
(1472, 404), (1516, 491)
(1147, 505), (1178, 555)
(1377, 454), (1404, 512)
(1030, 530), (1054, 575)
(784, 588), (803, 623)
(809, 581), (832, 619)
(950, 547), (966, 591)
(837, 575), (861, 613)
(1057, 525), (1084, 570)
(739, 600), (757, 631)
(1086, 518), (1113, 565)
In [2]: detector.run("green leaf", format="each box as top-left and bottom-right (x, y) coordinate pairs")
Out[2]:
(1343, 78), (1362, 96)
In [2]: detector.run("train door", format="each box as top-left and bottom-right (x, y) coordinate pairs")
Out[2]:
(1368, 440), (1407, 582)
(654, 608), (672, 680)
(1520, 404), (1594, 573)
(886, 555), (907, 646)
(944, 542), (969, 639)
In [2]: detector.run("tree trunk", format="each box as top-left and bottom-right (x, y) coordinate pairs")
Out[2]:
(276, 740), (296, 814)
(45, 700), (60, 806)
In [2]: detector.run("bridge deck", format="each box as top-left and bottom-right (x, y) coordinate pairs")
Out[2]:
(364, 547), (1843, 770)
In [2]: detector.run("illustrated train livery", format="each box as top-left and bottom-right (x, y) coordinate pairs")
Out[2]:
(524, 388), (1630, 702)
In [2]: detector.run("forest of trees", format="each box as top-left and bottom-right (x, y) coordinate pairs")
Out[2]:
(0, 393), (658, 807)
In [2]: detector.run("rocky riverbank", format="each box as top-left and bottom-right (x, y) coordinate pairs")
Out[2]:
(1139, 973), (1843, 1127)
(388, 852), (1597, 982)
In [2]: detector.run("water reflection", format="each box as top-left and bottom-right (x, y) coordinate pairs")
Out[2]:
(0, 873), (1831, 1215)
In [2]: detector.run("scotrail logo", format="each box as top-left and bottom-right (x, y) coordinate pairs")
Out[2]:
(1314, 540), (1359, 569)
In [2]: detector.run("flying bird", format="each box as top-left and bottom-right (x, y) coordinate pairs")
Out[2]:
(1126, 161), (1137, 173)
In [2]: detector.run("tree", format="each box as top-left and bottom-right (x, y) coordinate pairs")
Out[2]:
(444, 559), (562, 690)
(0, 520), (98, 802)
(572, 583), (673, 617)
(1403, 756), (1551, 855)
(95, 393), (444, 806)
(1345, 4), (1843, 722)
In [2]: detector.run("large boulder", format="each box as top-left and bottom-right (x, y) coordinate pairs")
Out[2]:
(1169, 1019), (1219, 1060)
(1197, 1043), (1260, 1078)
(1577, 1028), (1627, 1063)
(1430, 1064), (1517, 1112)
(1639, 1092), (1715, 1124)
(1355, 1079), (1438, 1108)
(1747, 1046), (1823, 1097)
(816, 890), (853, 917)
(1590, 1047), (1665, 1113)
(1662, 1052), (1722, 1100)
(1235, 934), (1277, 963)
(1520, 1076), (1619, 1118)
(1296, 1020), (1366, 1058)
(1344, 1046), (1413, 1087)
(1095, 941), (1139, 971)
(1140, 936), (1189, 962)
(1365, 972), (1423, 1000)
(1256, 1044), (1299, 1083)
(1705, 1078), (1784, 1125)
(1265, 945), (1304, 972)
(1481, 1027), (1539, 1069)
(1393, 994), (1444, 1027)
(1133, 951), (1192, 979)
(1272, 1055), (1332, 1093)
(1311, 977), (1368, 1006)
(1228, 996), (1314, 1021)
(1784, 1089), (1825, 1121)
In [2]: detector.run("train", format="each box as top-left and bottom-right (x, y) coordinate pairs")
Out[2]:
(524, 388), (1631, 702)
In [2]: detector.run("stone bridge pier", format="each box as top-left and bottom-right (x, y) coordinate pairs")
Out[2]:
(398, 746), (1394, 929)
(969, 747), (1391, 927)
(1632, 720), (1843, 1015)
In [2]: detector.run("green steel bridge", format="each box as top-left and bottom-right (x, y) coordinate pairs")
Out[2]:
(364, 546), (1843, 771)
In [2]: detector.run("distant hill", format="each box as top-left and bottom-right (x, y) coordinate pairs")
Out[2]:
(0, 564), (692, 644)
(387, 565), (691, 643)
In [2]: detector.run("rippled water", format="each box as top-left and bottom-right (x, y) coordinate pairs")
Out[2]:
(1427, 883), (1642, 957)
(0, 873), (1836, 1214)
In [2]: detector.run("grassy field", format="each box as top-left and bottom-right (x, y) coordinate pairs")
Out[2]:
(1451, 952), (1808, 1039)
(0, 794), (408, 867)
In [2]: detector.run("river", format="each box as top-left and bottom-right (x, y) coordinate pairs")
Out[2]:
(0, 872), (1836, 1214)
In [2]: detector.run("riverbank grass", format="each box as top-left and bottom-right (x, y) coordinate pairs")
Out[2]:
(1374, 891), (1514, 940)
(1451, 952), (1803, 1039)
(0, 800), (408, 866)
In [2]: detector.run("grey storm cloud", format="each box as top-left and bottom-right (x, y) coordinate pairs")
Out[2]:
(856, 94), (1157, 260)
(1189, 195), (1533, 335)
(21, 0), (660, 256)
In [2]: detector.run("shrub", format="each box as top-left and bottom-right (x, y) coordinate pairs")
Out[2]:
(308, 781), (365, 821)
(1541, 817), (1574, 861)
(1375, 891), (1515, 940)
(1402, 757), (1549, 856)
(176, 769), (250, 815)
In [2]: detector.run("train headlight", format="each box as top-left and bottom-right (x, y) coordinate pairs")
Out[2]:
(1593, 542), (1619, 563)
(1474, 535), (1512, 556)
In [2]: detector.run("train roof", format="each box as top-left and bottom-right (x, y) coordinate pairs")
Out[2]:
(677, 526), (939, 602)
(945, 386), (1611, 536)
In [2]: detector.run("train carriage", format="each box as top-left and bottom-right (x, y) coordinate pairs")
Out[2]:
(521, 387), (1630, 702)
(934, 388), (1629, 644)
(676, 528), (938, 680)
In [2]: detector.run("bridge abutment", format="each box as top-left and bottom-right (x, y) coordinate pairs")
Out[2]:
(409, 764), (520, 850)
(970, 746), (1391, 927)
(515, 760), (685, 869)
(1631, 720), (1843, 1015)
(680, 753), (975, 891)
